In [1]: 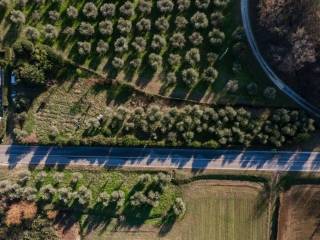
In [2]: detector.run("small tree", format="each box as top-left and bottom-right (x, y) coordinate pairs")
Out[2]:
(100, 3), (115, 17)
(119, 1), (135, 18)
(10, 10), (26, 25)
(67, 6), (79, 19)
(173, 198), (186, 216)
(83, 2), (98, 19)
(182, 68), (199, 85)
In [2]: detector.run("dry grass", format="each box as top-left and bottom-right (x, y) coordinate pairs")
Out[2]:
(5, 202), (38, 226)
(278, 185), (320, 240)
(85, 180), (271, 240)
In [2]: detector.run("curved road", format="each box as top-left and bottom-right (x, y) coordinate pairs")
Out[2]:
(1, 145), (320, 172)
(241, 0), (320, 119)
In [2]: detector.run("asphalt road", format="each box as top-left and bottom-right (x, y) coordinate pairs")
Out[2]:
(241, 0), (320, 119)
(1, 145), (320, 172)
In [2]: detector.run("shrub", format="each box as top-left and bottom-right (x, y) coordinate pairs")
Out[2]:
(182, 68), (199, 85)
(211, 12), (224, 26)
(25, 27), (40, 41)
(75, 186), (92, 206)
(100, 3), (115, 18)
(119, 1), (134, 18)
(43, 24), (58, 40)
(132, 37), (146, 52)
(5, 202), (37, 226)
(138, 173), (152, 184)
(185, 48), (201, 65)
(213, 0), (230, 9)
(17, 171), (30, 186)
(110, 190), (125, 206)
(209, 28), (225, 45)
(98, 192), (110, 207)
(247, 82), (258, 95)
(148, 53), (162, 70)
(16, 63), (45, 85)
(225, 79), (239, 93)
(130, 58), (142, 69)
(35, 171), (47, 184)
(151, 34), (166, 50)
(70, 172), (83, 185)
(136, 18), (151, 32)
(112, 57), (124, 69)
(191, 12), (208, 29)
(117, 18), (132, 35)
(207, 52), (219, 65)
(57, 187), (73, 205)
(264, 87), (277, 100)
(99, 20), (113, 35)
(130, 191), (148, 206)
(173, 198), (186, 216)
(195, 0), (210, 9)
(168, 54), (181, 66)
(62, 27), (75, 37)
(155, 17), (170, 32)
(157, 0), (174, 13)
(96, 40), (109, 54)
(114, 37), (128, 53)
(166, 72), (177, 84)
(48, 10), (59, 22)
(175, 16), (188, 29)
(39, 184), (56, 201)
(203, 67), (218, 83)
(188, 32), (203, 46)
(53, 172), (64, 185)
(177, 0), (190, 12)
(138, 0), (152, 15)
(82, 2), (98, 19)
(31, 10), (41, 22)
(78, 22), (95, 36)
(67, 6), (78, 19)
(170, 33), (186, 49)
(77, 41), (91, 55)
(21, 187), (37, 201)
(10, 10), (26, 24)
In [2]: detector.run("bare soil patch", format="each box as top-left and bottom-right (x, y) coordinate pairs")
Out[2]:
(278, 185), (320, 240)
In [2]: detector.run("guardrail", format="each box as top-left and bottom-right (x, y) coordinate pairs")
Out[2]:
(241, 0), (320, 119)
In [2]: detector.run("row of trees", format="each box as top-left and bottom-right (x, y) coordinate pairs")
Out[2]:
(83, 105), (315, 147)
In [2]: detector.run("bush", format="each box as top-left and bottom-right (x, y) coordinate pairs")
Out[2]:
(67, 6), (78, 19)
(189, 32), (203, 46)
(191, 12), (208, 29)
(25, 27), (40, 41)
(173, 198), (186, 216)
(77, 41), (91, 55)
(213, 0), (230, 9)
(0, 0), (8, 9)
(57, 187), (72, 205)
(177, 0), (190, 12)
(203, 66), (218, 83)
(78, 22), (95, 36)
(209, 28), (225, 45)
(166, 72), (177, 84)
(5, 202), (37, 226)
(96, 40), (109, 55)
(132, 37), (147, 52)
(43, 24), (58, 40)
(70, 172), (83, 185)
(39, 184), (56, 201)
(225, 79), (239, 93)
(151, 35), (166, 51)
(112, 57), (124, 69)
(175, 16), (188, 29)
(97, 192), (110, 207)
(211, 12), (224, 27)
(136, 18), (151, 32)
(83, 2), (98, 19)
(100, 3), (115, 17)
(247, 82), (258, 95)
(148, 53), (162, 70)
(99, 20), (113, 35)
(168, 54), (181, 66)
(195, 0), (210, 9)
(114, 37), (128, 53)
(182, 68), (199, 85)
(16, 63), (45, 85)
(75, 186), (92, 206)
(10, 10), (26, 24)
(117, 18), (132, 35)
(157, 0), (174, 13)
(48, 10), (59, 22)
(119, 1), (134, 18)
(185, 48), (201, 65)
(264, 87), (277, 100)
(138, 0), (152, 15)
(170, 33), (186, 49)
(155, 17), (170, 32)
(62, 27), (75, 37)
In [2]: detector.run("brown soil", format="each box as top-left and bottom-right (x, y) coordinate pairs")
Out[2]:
(55, 222), (81, 240)
(278, 185), (320, 240)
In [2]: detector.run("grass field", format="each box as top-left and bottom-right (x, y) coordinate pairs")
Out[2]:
(85, 180), (271, 240)
(278, 185), (320, 240)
